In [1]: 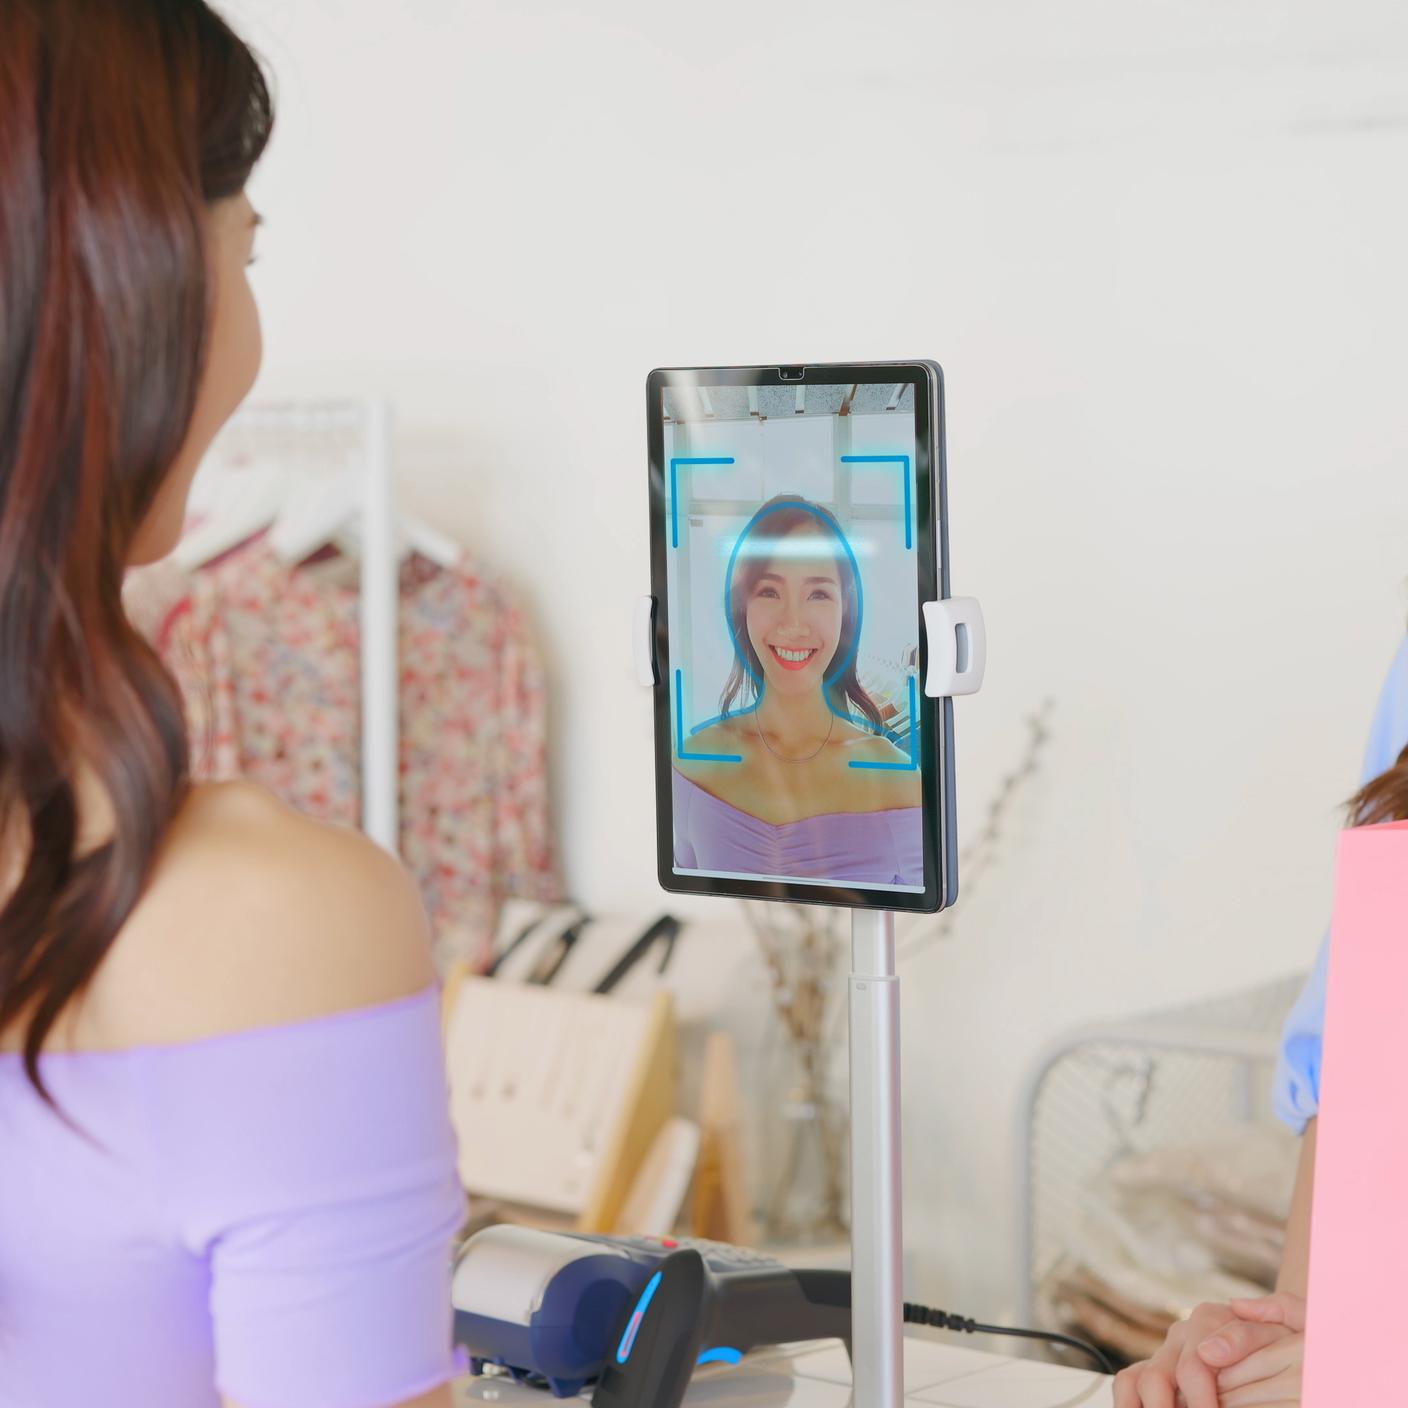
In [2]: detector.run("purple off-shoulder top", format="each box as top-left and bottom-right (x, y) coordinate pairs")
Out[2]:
(0, 985), (466, 1408)
(672, 770), (923, 887)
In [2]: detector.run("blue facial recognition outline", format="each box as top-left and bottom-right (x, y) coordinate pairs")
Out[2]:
(670, 457), (736, 548)
(670, 454), (746, 764)
(839, 454), (913, 550)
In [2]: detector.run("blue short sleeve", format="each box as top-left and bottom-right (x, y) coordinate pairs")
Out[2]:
(1272, 935), (1329, 1132)
(1271, 635), (1408, 1131)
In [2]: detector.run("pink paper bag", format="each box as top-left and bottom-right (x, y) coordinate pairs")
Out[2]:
(1303, 822), (1408, 1406)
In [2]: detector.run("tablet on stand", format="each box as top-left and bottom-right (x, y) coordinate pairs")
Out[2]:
(636, 362), (985, 1406)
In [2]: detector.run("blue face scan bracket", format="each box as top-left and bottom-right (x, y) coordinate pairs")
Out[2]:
(673, 669), (743, 763)
(669, 457), (735, 549)
(838, 453), (913, 550)
(846, 674), (920, 772)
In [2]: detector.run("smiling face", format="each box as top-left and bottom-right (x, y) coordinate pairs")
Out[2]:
(744, 524), (845, 698)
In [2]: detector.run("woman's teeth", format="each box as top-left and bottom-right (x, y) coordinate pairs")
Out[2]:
(770, 645), (817, 671)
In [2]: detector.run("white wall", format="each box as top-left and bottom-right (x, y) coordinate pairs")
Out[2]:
(221, 0), (1408, 1313)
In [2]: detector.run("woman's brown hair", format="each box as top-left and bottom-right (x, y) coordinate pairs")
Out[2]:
(0, 0), (272, 1097)
(1350, 748), (1408, 825)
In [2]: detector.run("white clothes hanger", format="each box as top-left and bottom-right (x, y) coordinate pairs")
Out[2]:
(267, 465), (362, 564)
(173, 456), (287, 572)
(267, 461), (459, 570)
(180, 403), (463, 574)
(398, 513), (460, 569)
(172, 397), (447, 855)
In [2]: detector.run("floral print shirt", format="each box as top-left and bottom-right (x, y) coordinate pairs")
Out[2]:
(133, 539), (559, 970)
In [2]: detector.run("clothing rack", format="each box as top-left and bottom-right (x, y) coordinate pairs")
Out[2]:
(204, 397), (400, 853)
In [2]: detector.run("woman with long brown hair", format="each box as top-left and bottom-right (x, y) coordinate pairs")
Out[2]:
(0, 4), (462, 1406)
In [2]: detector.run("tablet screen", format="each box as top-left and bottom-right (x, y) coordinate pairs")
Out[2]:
(662, 379), (926, 895)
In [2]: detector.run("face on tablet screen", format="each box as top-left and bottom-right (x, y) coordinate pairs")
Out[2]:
(663, 381), (924, 894)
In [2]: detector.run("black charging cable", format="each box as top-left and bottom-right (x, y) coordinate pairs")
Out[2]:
(794, 1268), (1115, 1377)
(903, 1302), (1115, 1377)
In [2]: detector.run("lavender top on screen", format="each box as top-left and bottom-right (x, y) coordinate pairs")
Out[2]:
(0, 985), (465, 1408)
(672, 769), (923, 887)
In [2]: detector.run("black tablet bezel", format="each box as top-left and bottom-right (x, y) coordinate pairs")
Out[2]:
(645, 361), (956, 915)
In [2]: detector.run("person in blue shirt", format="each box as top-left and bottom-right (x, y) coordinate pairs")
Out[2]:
(1114, 637), (1408, 1408)
(1273, 635), (1408, 1131)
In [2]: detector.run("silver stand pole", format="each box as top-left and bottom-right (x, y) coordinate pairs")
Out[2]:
(849, 907), (904, 1406)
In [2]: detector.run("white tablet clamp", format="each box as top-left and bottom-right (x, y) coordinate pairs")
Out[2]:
(636, 592), (986, 1407)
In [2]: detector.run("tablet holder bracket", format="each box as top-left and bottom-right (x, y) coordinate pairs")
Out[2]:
(923, 597), (986, 698)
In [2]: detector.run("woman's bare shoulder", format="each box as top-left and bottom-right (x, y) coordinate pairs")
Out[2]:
(84, 781), (434, 1049)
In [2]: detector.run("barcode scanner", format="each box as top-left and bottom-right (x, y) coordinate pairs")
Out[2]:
(591, 1245), (851, 1408)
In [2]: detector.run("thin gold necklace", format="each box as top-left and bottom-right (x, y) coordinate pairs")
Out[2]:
(754, 708), (835, 763)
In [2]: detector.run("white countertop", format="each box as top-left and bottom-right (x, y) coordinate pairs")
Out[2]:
(455, 1336), (1113, 1407)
